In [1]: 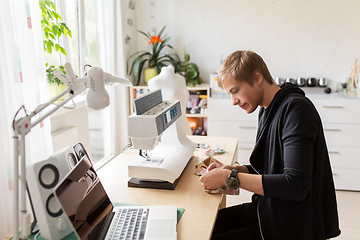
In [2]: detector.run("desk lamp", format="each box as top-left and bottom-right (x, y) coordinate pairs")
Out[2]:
(12, 63), (132, 239)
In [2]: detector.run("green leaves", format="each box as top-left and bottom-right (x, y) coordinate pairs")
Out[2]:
(52, 25), (58, 37)
(39, 0), (72, 56)
(45, 63), (66, 85)
(127, 26), (179, 86)
(60, 23), (72, 37)
(127, 26), (201, 87)
(175, 53), (201, 87)
(185, 53), (190, 62)
(40, 0), (73, 85)
(45, 40), (54, 54)
(138, 30), (151, 40)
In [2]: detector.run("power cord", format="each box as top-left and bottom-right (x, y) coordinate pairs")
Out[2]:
(122, 142), (133, 151)
(12, 105), (28, 130)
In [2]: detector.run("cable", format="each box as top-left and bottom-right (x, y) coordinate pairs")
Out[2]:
(34, 231), (40, 240)
(12, 105), (27, 130)
(122, 142), (133, 151)
(51, 98), (76, 109)
(84, 64), (92, 74)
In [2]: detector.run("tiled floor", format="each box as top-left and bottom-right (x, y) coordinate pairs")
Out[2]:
(226, 190), (360, 239)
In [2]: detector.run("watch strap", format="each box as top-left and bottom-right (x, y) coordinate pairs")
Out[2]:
(227, 169), (240, 189)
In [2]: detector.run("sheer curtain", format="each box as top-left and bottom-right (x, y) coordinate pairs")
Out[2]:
(0, 0), (128, 237)
(0, 0), (52, 238)
(95, 0), (130, 161)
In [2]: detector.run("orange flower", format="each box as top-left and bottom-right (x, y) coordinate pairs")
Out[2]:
(149, 35), (163, 44)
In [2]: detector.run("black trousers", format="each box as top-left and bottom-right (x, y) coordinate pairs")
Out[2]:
(211, 199), (262, 240)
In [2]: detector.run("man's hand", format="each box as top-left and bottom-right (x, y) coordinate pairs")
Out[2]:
(207, 163), (245, 172)
(206, 162), (222, 171)
(199, 168), (231, 190)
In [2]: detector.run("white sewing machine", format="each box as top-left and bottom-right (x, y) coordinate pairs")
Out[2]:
(127, 66), (196, 189)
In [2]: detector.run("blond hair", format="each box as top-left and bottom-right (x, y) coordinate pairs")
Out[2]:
(217, 50), (273, 88)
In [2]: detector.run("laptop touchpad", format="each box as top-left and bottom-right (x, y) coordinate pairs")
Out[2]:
(147, 220), (176, 238)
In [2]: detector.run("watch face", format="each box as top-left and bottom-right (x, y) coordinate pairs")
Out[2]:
(226, 170), (240, 189)
(226, 177), (239, 189)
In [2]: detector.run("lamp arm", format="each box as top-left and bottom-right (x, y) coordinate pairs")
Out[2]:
(12, 84), (87, 240)
(32, 87), (71, 115)
(12, 130), (19, 240)
(103, 72), (132, 86)
(19, 130), (27, 239)
(30, 86), (86, 129)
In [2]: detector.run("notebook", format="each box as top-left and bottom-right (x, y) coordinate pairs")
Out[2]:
(53, 155), (177, 240)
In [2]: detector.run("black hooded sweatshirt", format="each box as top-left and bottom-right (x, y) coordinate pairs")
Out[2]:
(245, 83), (341, 239)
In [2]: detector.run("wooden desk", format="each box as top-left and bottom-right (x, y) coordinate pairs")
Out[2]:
(97, 136), (238, 240)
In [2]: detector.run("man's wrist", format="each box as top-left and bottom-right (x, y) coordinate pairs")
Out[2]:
(223, 169), (231, 182)
(223, 165), (249, 173)
(226, 169), (240, 189)
(236, 165), (249, 173)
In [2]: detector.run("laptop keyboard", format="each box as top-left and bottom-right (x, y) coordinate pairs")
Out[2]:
(105, 208), (150, 240)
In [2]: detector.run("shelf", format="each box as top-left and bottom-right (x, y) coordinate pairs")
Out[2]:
(186, 114), (208, 118)
(187, 84), (210, 91)
(130, 83), (210, 91)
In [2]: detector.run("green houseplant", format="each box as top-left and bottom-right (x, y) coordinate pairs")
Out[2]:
(127, 26), (179, 86)
(40, 0), (72, 56)
(40, 0), (72, 100)
(45, 63), (66, 85)
(175, 52), (202, 87)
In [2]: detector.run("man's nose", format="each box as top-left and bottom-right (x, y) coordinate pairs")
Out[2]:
(232, 97), (239, 106)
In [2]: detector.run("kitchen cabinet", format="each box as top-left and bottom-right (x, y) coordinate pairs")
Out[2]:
(208, 94), (360, 191)
(310, 94), (360, 191)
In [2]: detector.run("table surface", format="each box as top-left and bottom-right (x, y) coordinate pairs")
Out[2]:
(97, 135), (238, 240)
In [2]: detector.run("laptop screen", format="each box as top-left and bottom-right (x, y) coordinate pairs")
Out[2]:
(55, 155), (113, 240)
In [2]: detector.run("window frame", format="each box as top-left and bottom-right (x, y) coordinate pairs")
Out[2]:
(56, 0), (123, 169)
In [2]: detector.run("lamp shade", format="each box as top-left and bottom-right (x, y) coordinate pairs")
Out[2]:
(86, 89), (110, 110)
(86, 67), (110, 110)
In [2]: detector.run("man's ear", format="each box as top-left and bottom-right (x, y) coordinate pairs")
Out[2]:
(253, 71), (264, 86)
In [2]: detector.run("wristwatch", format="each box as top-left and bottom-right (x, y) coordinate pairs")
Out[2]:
(226, 169), (240, 189)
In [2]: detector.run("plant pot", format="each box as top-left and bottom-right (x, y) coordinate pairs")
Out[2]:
(48, 82), (67, 102)
(144, 68), (158, 84)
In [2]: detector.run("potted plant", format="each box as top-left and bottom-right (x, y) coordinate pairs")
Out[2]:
(40, 0), (72, 100)
(127, 26), (179, 86)
(175, 52), (202, 87)
(45, 63), (67, 98)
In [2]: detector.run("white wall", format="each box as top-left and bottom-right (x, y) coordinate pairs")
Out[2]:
(135, 0), (360, 89)
(135, 0), (175, 55)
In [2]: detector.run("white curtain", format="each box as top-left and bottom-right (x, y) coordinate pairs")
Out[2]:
(112, 0), (132, 154)
(0, 0), (52, 238)
(95, 0), (130, 158)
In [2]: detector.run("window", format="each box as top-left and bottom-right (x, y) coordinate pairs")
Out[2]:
(54, 0), (115, 165)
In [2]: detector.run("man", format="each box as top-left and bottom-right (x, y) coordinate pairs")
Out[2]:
(200, 50), (341, 239)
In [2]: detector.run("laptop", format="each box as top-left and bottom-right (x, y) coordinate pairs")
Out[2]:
(53, 155), (177, 240)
